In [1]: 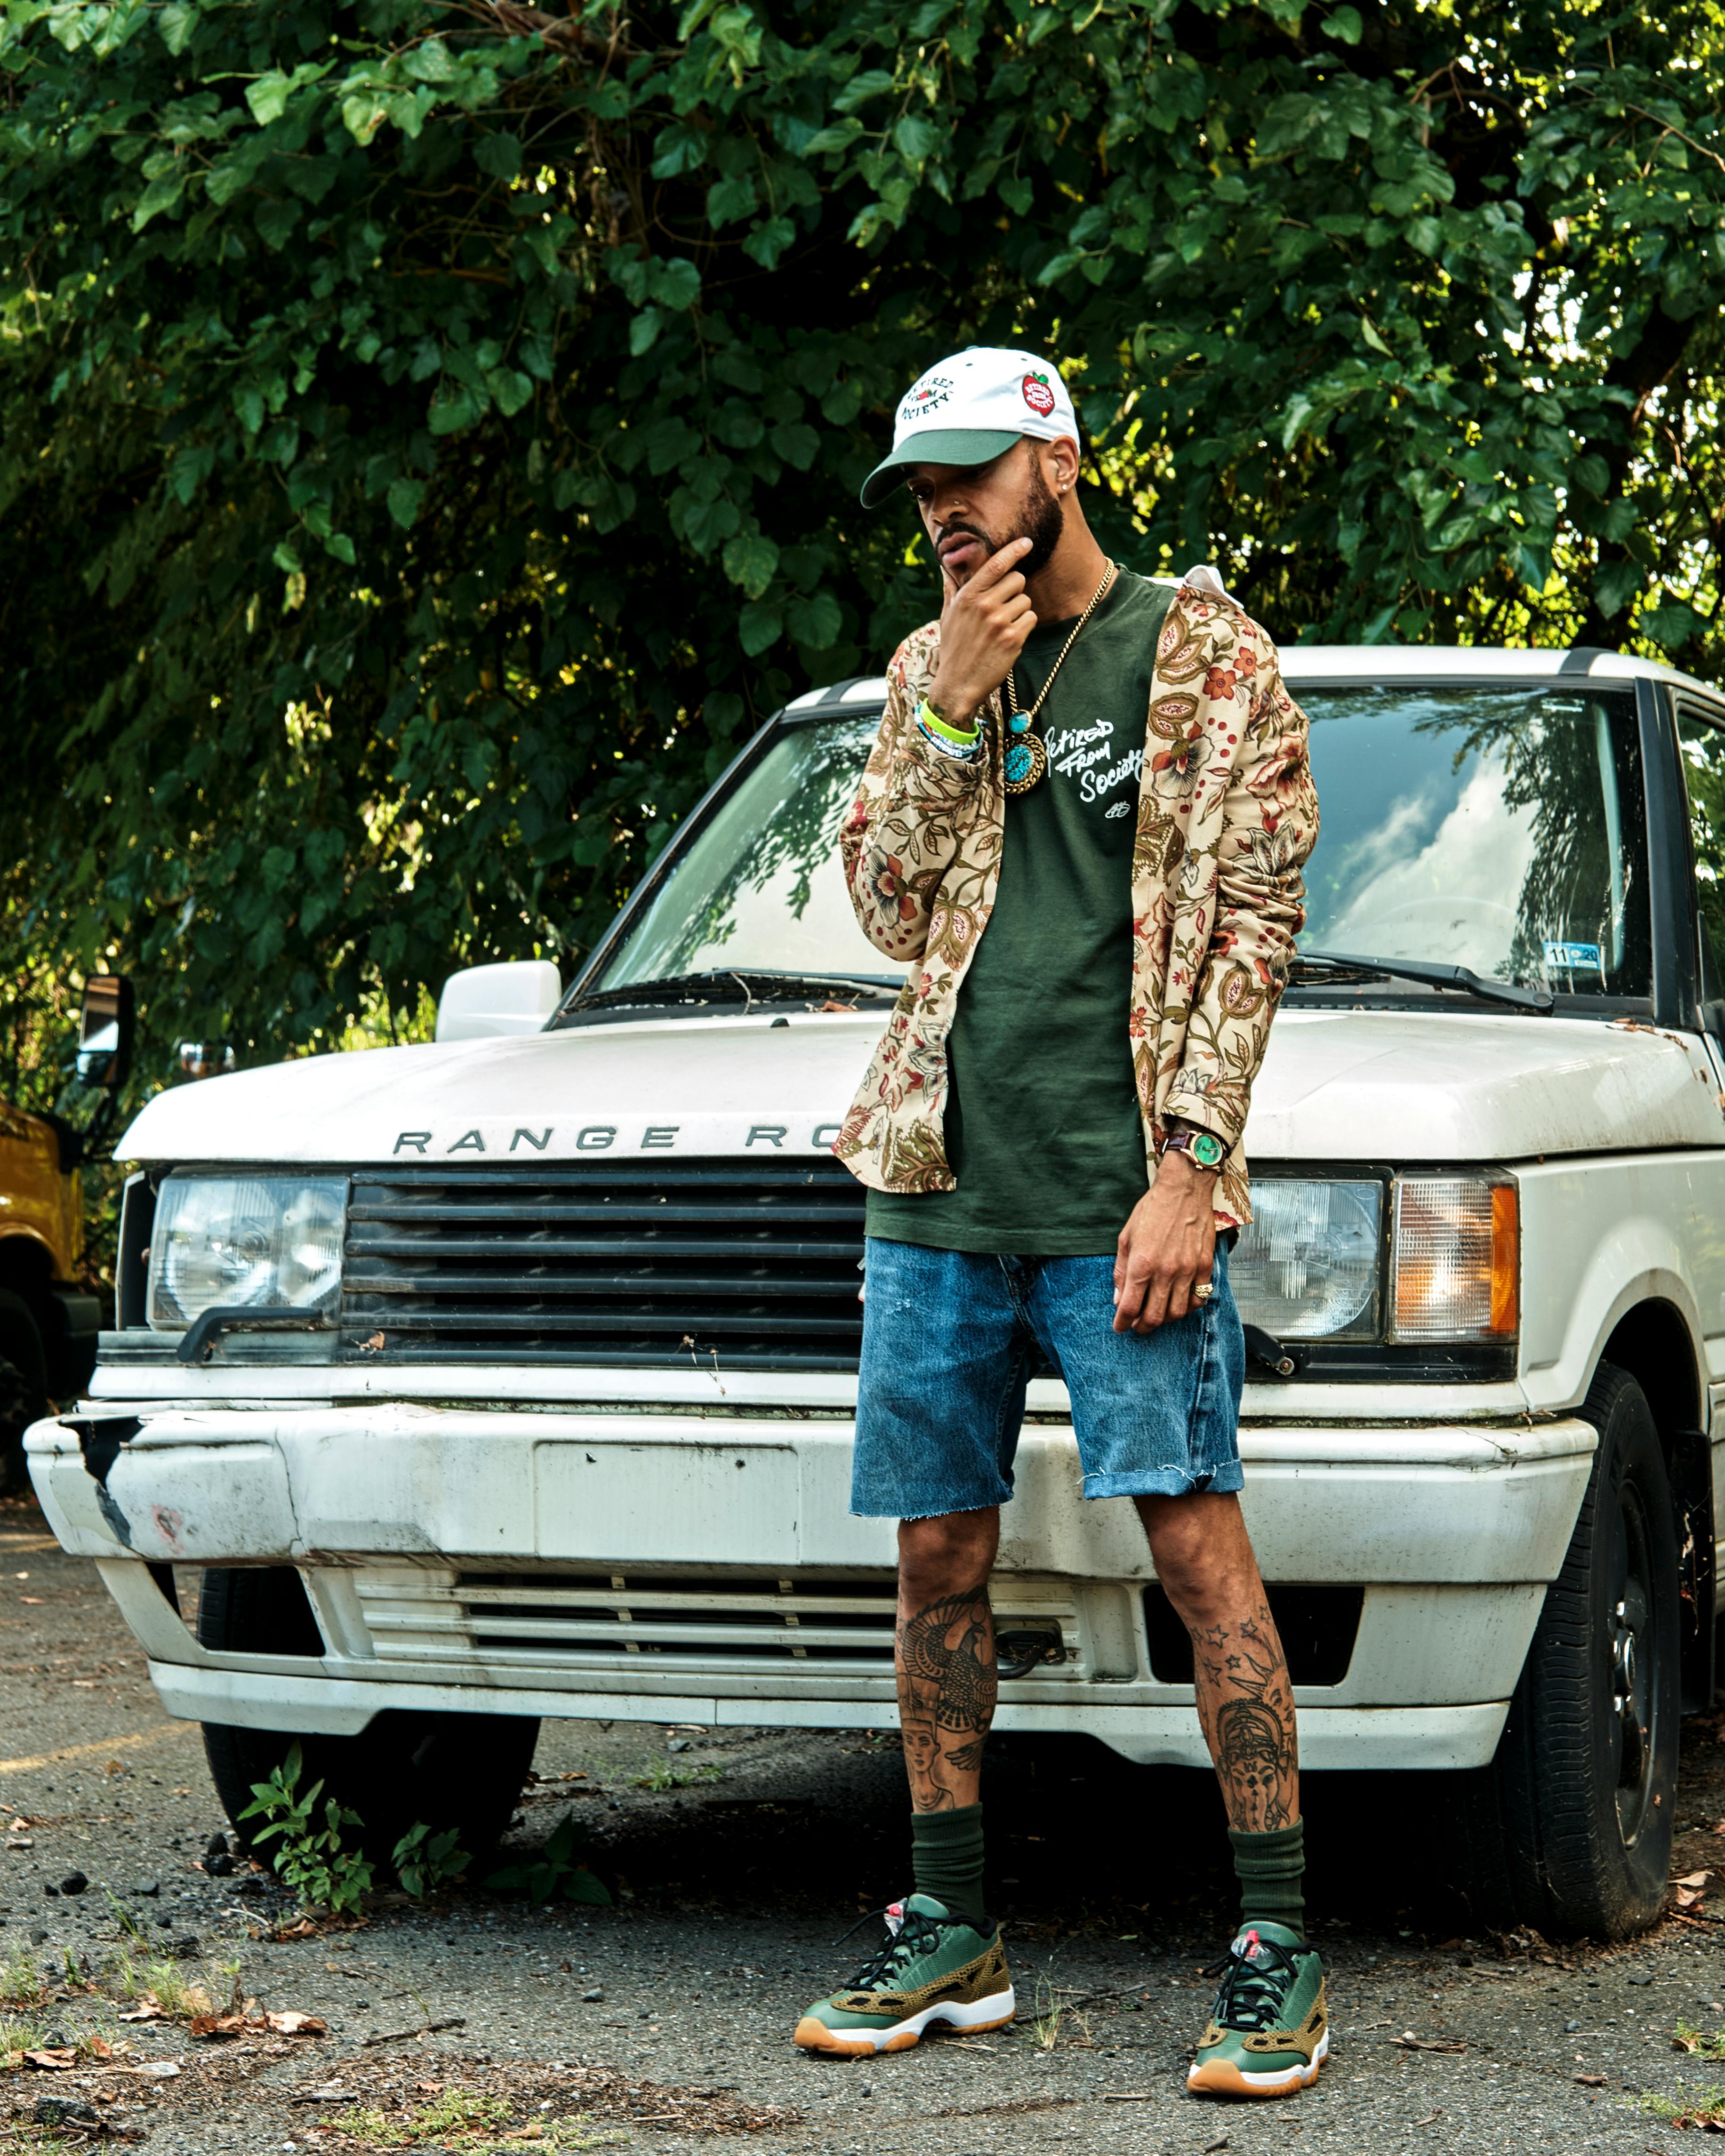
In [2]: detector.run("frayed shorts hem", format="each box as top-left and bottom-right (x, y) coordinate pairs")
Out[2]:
(1081, 1463), (1244, 1501)
(852, 1488), (1013, 1522)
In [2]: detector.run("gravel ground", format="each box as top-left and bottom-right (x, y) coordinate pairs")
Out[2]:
(6, 1487), (1725, 2154)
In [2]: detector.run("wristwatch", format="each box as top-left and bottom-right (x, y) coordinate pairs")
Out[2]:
(1161, 1126), (1228, 1172)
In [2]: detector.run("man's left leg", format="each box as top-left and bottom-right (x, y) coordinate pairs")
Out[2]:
(1139, 1490), (1327, 2099)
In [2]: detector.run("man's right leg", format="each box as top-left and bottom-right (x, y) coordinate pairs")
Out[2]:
(894, 1507), (1000, 1924)
(794, 1503), (1015, 2053)
(896, 1508), (1000, 1811)
(794, 1241), (1025, 2055)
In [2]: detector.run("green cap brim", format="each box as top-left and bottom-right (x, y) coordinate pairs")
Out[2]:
(859, 428), (1024, 509)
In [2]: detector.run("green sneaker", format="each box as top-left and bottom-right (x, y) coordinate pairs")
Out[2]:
(1187, 1922), (1328, 2099)
(793, 1894), (1015, 2057)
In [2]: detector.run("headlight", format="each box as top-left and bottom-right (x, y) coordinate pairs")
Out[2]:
(1391, 1177), (1519, 1340)
(148, 1176), (346, 1330)
(1231, 1180), (1383, 1339)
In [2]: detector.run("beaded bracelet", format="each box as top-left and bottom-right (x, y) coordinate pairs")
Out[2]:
(915, 697), (981, 761)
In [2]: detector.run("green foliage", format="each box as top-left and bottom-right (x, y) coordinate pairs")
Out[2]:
(0, 2009), (50, 2060)
(3, 0), (1725, 1077)
(348, 2087), (619, 2148)
(0, 1948), (45, 2010)
(391, 1820), (471, 1900)
(348, 2088), (513, 2147)
(485, 1811), (611, 1907)
(103, 1886), (148, 1946)
(1673, 2022), (1725, 2062)
(631, 1758), (723, 1790)
(109, 1950), (214, 2018)
(236, 1740), (376, 1915)
(1643, 2082), (1725, 2127)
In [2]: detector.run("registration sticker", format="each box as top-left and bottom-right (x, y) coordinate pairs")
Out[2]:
(1544, 939), (1604, 972)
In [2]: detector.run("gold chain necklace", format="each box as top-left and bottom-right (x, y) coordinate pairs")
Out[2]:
(1002, 559), (1118, 795)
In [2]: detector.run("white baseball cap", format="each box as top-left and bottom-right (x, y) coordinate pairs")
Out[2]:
(860, 346), (1079, 508)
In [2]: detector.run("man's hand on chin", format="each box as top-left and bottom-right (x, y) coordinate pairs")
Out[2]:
(1112, 1150), (1219, 1334)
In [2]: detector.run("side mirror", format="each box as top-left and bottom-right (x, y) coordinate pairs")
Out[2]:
(177, 1042), (236, 1082)
(76, 975), (135, 1090)
(434, 960), (562, 1043)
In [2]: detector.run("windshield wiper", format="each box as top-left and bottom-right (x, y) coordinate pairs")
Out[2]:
(565, 968), (901, 1016)
(1292, 949), (1555, 1014)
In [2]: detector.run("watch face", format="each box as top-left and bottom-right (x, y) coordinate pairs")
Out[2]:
(1191, 1131), (1225, 1169)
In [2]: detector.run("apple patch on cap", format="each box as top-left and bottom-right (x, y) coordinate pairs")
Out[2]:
(1021, 371), (1056, 417)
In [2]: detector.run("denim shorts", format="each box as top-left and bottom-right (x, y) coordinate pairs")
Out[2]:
(850, 1237), (1245, 1519)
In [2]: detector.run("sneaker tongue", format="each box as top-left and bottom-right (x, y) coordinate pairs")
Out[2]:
(1232, 1921), (1300, 1965)
(901, 1893), (954, 1921)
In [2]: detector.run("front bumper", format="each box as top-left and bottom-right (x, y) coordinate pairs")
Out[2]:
(27, 1402), (1596, 1772)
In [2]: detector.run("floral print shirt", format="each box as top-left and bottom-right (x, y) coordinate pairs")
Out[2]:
(834, 579), (1319, 1229)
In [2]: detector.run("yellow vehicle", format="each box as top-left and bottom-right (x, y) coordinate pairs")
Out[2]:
(0, 978), (132, 1490)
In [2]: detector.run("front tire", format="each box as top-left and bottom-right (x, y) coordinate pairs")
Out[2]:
(1458, 1363), (1679, 1938)
(197, 1566), (539, 1870)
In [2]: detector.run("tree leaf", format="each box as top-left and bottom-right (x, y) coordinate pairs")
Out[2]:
(738, 601), (783, 655)
(402, 37), (455, 83)
(786, 590), (841, 649)
(769, 423), (818, 471)
(131, 169), (185, 231)
(646, 256), (702, 310)
(245, 61), (331, 128)
(722, 532), (780, 598)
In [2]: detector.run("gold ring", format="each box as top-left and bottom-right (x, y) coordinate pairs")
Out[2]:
(1193, 1282), (1214, 1302)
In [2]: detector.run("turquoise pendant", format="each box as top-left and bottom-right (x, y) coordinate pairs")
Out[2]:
(1003, 729), (1047, 796)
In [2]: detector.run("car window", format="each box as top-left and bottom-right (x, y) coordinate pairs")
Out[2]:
(594, 717), (903, 990)
(1298, 685), (1649, 997)
(1675, 704), (1725, 1002)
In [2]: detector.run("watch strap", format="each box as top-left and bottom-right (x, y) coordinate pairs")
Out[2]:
(1161, 1127), (1228, 1170)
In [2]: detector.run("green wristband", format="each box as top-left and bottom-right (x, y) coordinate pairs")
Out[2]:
(916, 697), (980, 748)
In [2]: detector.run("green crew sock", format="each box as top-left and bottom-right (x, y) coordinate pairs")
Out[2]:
(911, 1803), (987, 1922)
(1228, 1818), (1306, 1936)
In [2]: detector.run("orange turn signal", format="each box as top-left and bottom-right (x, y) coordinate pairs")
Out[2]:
(1391, 1176), (1520, 1341)
(1489, 1184), (1519, 1337)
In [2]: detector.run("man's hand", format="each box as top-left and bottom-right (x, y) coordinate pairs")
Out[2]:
(926, 536), (1036, 728)
(1113, 1151), (1219, 1333)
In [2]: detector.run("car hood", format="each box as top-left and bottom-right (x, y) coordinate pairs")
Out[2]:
(116, 1007), (1725, 1166)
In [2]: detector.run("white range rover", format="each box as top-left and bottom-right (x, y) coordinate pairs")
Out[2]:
(28, 642), (1725, 1938)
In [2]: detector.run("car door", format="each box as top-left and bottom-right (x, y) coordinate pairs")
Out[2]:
(1670, 695), (1725, 1540)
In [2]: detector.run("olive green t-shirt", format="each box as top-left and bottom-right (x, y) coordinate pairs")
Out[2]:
(867, 570), (1176, 1256)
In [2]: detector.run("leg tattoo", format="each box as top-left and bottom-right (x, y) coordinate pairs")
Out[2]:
(1189, 1603), (1298, 1832)
(896, 1589), (996, 1812)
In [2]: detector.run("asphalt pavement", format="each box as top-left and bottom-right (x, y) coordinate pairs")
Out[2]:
(4, 1484), (1725, 2154)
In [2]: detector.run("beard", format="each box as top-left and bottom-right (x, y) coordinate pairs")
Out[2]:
(940, 453), (1067, 584)
(1012, 456), (1067, 581)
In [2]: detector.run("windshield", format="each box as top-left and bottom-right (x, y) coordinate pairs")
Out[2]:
(585, 685), (1650, 1006)
(1298, 685), (1648, 996)
(592, 718), (903, 993)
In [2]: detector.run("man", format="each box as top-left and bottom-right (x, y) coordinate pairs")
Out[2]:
(791, 347), (1324, 2100)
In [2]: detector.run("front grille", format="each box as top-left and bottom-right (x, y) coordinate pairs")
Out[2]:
(346, 1566), (1083, 1684)
(354, 1570), (900, 1673)
(338, 1159), (865, 1370)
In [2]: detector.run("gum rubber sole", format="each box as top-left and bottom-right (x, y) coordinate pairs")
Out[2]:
(793, 1991), (1016, 2057)
(1187, 2031), (1329, 2099)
